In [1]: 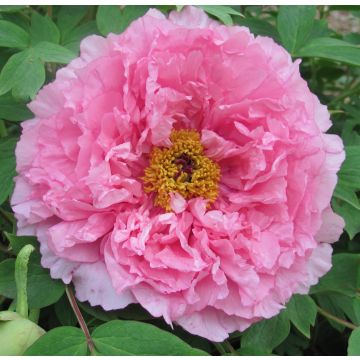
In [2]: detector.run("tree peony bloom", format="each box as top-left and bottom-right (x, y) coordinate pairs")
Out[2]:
(12, 6), (345, 341)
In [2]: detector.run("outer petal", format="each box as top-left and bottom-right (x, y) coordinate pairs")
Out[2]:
(315, 207), (345, 244)
(169, 6), (219, 29)
(73, 262), (135, 310)
(177, 308), (253, 342)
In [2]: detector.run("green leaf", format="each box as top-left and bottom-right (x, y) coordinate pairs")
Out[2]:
(334, 180), (360, 211)
(0, 259), (16, 297)
(317, 293), (360, 329)
(277, 6), (316, 54)
(4, 232), (39, 255)
(0, 13), (30, 33)
(295, 37), (360, 67)
(348, 327), (360, 355)
(241, 311), (290, 352)
(0, 20), (29, 48)
(54, 295), (78, 327)
(337, 146), (360, 189)
(329, 5), (360, 11)
(24, 327), (88, 355)
(343, 33), (360, 45)
(275, 332), (310, 356)
(57, 5), (88, 41)
(0, 94), (32, 122)
(237, 347), (272, 355)
(78, 301), (121, 322)
(310, 253), (360, 296)
(333, 200), (360, 240)
(0, 49), (45, 99)
(0, 137), (16, 205)
(285, 295), (317, 338)
(91, 320), (208, 355)
(0, 258), (64, 308)
(333, 146), (360, 239)
(198, 5), (244, 26)
(34, 41), (76, 64)
(0, 6), (27, 13)
(62, 21), (98, 53)
(96, 5), (149, 36)
(309, 19), (333, 40)
(30, 12), (60, 45)
(235, 17), (280, 42)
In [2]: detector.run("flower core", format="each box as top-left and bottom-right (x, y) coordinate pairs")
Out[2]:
(143, 129), (220, 211)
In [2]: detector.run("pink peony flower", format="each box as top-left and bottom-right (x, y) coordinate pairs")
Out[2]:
(12, 6), (345, 341)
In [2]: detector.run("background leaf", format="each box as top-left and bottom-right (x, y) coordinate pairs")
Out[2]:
(277, 5), (316, 54)
(348, 327), (360, 355)
(0, 257), (64, 308)
(333, 146), (360, 239)
(235, 17), (280, 41)
(296, 38), (360, 67)
(62, 21), (98, 53)
(96, 5), (149, 36)
(30, 11), (60, 45)
(34, 41), (76, 63)
(0, 94), (32, 121)
(54, 295), (78, 326)
(0, 6), (27, 13)
(285, 295), (317, 338)
(241, 311), (290, 352)
(310, 254), (360, 296)
(199, 5), (244, 25)
(4, 232), (39, 254)
(57, 5), (89, 41)
(24, 327), (88, 355)
(0, 49), (45, 99)
(0, 20), (29, 48)
(91, 320), (208, 355)
(0, 136), (16, 204)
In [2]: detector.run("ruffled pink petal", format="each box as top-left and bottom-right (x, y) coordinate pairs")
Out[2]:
(73, 262), (135, 310)
(177, 308), (253, 342)
(170, 192), (187, 214)
(316, 207), (345, 244)
(169, 6), (219, 29)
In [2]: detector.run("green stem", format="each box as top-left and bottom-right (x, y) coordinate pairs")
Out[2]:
(15, 244), (35, 318)
(28, 308), (40, 323)
(47, 5), (52, 17)
(213, 342), (227, 355)
(224, 340), (237, 355)
(317, 306), (358, 330)
(66, 286), (97, 355)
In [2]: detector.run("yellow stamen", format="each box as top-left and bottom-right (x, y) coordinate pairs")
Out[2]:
(142, 129), (220, 211)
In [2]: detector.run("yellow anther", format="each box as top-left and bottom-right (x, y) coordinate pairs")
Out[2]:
(143, 129), (220, 211)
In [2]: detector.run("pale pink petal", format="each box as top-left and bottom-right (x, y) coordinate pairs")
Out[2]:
(170, 192), (187, 214)
(73, 262), (135, 310)
(316, 207), (345, 244)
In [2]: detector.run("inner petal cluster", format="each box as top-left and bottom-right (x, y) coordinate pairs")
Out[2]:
(143, 129), (220, 210)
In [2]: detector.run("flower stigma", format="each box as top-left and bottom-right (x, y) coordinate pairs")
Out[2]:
(143, 129), (220, 211)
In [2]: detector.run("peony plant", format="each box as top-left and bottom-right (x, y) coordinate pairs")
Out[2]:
(0, 4), (360, 356)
